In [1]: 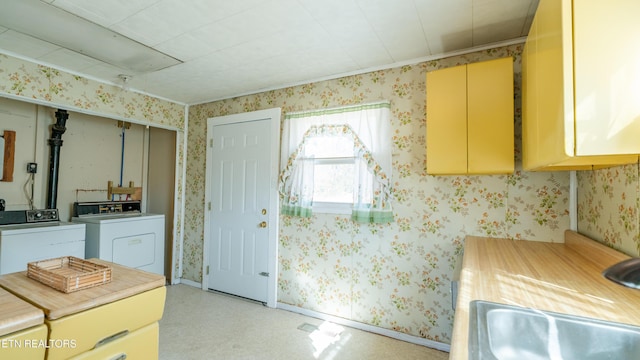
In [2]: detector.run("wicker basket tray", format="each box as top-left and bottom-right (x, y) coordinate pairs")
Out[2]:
(27, 256), (112, 293)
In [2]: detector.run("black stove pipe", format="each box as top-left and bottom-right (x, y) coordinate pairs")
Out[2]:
(46, 109), (68, 210)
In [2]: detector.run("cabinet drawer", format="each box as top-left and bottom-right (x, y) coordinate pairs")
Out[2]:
(68, 322), (158, 360)
(46, 286), (165, 360)
(0, 324), (47, 360)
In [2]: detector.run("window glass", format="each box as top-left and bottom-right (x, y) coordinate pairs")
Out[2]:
(312, 160), (354, 203)
(305, 135), (354, 209)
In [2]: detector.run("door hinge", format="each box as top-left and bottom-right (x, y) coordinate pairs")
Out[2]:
(206, 265), (210, 275)
(209, 138), (213, 147)
(259, 272), (269, 277)
(208, 202), (211, 211)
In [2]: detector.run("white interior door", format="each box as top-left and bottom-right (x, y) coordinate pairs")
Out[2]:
(203, 108), (280, 307)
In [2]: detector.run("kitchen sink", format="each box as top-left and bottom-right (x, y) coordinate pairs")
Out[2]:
(468, 300), (640, 360)
(602, 257), (640, 289)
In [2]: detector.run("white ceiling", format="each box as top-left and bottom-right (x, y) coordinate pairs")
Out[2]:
(0, 0), (538, 105)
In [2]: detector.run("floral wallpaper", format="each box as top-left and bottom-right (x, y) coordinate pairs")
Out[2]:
(186, 44), (573, 344)
(0, 52), (187, 282)
(577, 164), (640, 256)
(0, 53), (185, 128)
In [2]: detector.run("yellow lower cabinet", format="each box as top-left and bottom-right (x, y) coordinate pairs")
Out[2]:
(0, 324), (47, 360)
(68, 322), (158, 360)
(45, 286), (166, 360)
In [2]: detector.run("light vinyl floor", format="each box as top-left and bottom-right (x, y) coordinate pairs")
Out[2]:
(159, 284), (450, 360)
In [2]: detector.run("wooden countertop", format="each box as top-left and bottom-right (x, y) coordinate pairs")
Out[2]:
(0, 259), (165, 320)
(450, 230), (640, 359)
(0, 287), (44, 337)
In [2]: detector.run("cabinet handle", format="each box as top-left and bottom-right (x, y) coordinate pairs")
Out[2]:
(95, 329), (129, 348)
(109, 353), (127, 360)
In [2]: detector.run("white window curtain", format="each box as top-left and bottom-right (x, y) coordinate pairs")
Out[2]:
(279, 101), (393, 223)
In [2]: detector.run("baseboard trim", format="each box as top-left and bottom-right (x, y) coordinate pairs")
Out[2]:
(276, 302), (451, 353)
(178, 278), (202, 288)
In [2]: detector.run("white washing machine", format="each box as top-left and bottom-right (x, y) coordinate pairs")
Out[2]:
(72, 205), (165, 276)
(0, 210), (85, 275)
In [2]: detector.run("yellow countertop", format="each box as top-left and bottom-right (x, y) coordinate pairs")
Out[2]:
(450, 230), (640, 359)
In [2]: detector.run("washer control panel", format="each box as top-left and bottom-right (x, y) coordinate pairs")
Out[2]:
(73, 200), (141, 217)
(26, 209), (59, 223)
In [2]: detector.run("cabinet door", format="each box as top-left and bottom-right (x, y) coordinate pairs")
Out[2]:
(522, 13), (538, 170)
(467, 57), (514, 174)
(521, 0), (639, 170)
(0, 324), (47, 360)
(573, 0), (640, 156)
(426, 65), (467, 174)
(536, 0), (571, 164)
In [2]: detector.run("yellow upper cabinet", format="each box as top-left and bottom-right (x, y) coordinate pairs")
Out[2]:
(522, 0), (640, 171)
(426, 57), (514, 175)
(426, 64), (468, 175)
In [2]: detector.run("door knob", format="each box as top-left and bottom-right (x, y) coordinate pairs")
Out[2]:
(259, 221), (267, 228)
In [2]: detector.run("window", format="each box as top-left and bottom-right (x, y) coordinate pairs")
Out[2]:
(306, 135), (356, 213)
(279, 102), (394, 223)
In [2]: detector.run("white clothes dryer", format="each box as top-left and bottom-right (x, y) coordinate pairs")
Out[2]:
(72, 201), (165, 276)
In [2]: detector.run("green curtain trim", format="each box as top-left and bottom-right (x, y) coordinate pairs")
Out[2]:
(284, 102), (390, 120)
(351, 209), (394, 224)
(281, 205), (313, 218)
